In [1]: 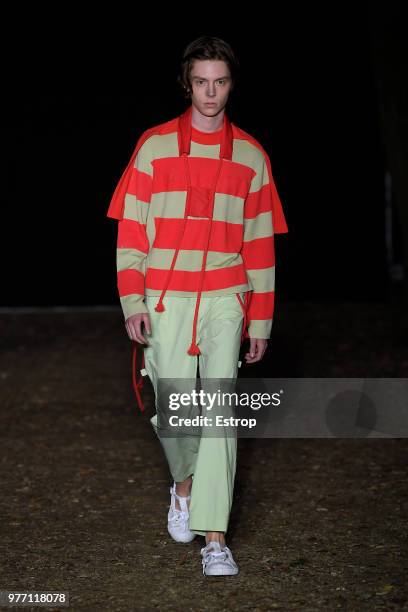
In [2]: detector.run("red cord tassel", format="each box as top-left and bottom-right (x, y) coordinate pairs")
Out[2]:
(155, 301), (165, 312)
(187, 342), (201, 355)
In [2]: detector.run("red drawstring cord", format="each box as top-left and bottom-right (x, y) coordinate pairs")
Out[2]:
(186, 157), (224, 355)
(236, 290), (251, 344)
(131, 292), (250, 414)
(153, 154), (224, 356)
(154, 153), (192, 314)
(132, 341), (146, 413)
(243, 290), (251, 340)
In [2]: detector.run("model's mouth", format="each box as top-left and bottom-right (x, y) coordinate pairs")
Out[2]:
(205, 103), (217, 106)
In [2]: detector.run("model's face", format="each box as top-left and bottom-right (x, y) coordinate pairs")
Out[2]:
(189, 59), (232, 117)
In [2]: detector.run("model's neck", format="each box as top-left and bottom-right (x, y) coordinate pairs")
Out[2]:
(191, 105), (224, 133)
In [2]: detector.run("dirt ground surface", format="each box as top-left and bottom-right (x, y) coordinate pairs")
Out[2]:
(1, 300), (407, 611)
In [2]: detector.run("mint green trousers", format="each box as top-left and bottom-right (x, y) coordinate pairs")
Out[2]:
(143, 292), (245, 536)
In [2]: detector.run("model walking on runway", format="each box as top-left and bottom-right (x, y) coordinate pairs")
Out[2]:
(107, 35), (288, 575)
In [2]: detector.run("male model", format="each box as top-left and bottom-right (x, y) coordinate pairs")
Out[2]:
(107, 36), (288, 576)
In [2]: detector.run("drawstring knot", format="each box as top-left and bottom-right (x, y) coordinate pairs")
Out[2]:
(187, 341), (201, 356)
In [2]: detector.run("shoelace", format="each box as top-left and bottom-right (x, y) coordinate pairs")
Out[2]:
(168, 508), (189, 524)
(168, 484), (193, 534)
(201, 546), (233, 574)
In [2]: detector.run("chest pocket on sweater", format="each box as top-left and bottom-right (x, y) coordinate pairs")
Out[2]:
(187, 185), (213, 218)
(186, 166), (252, 219)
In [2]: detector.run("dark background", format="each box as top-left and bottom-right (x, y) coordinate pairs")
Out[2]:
(3, 6), (407, 309)
(1, 10), (408, 608)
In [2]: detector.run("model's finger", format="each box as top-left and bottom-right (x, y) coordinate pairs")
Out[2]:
(244, 351), (258, 363)
(129, 320), (142, 343)
(136, 319), (151, 344)
(125, 321), (131, 340)
(143, 313), (152, 335)
(127, 320), (136, 341)
(249, 339), (257, 358)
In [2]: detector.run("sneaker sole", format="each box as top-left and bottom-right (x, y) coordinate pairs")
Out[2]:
(204, 565), (239, 576)
(167, 528), (196, 543)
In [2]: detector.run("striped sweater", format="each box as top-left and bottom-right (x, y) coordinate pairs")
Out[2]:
(107, 104), (288, 354)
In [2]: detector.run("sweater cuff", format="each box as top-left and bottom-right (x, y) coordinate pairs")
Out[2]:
(120, 294), (149, 320)
(247, 319), (272, 340)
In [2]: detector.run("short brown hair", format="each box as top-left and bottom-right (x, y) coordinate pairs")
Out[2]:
(177, 36), (240, 99)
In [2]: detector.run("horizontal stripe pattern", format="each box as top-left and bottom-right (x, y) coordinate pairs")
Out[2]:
(117, 247), (148, 273)
(146, 264), (248, 292)
(120, 294), (149, 319)
(146, 248), (244, 272)
(247, 318), (273, 340)
(123, 194), (150, 222)
(240, 155), (275, 337)
(248, 291), (275, 319)
(152, 218), (243, 252)
(117, 218), (149, 253)
(144, 284), (250, 298)
(127, 166), (153, 202)
(152, 156), (254, 199)
(149, 191), (245, 224)
(245, 266), (275, 292)
(115, 129), (279, 336)
(115, 144), (154, 318)
(241, 236), (275, 269)
(243, 211), (273, 241)
(117, 268), (145, 297)
(244, 183), (275, 219)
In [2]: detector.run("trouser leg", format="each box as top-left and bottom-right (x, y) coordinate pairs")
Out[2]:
(187, 293), (244, 536)
(144, 292), (244, 537)
(143, 295), (200, 483)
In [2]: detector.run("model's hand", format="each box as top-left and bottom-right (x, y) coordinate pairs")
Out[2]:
(245, 338), (268, 363)
(125, 313), (152, 344)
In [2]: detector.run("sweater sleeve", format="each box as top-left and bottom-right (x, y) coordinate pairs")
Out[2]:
(116, 139), (154, 320)
(241, 150), (286, 339)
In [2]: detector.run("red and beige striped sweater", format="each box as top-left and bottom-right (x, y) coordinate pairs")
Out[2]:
(107, 104), (288, 355)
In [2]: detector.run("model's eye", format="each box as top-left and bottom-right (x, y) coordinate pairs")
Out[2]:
(195, 80), (226, 85)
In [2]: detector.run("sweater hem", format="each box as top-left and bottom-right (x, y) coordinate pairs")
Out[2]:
(144, 284), (252, 298)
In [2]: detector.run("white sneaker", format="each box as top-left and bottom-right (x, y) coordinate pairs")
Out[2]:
(201, 541), (239, 576)
(167, 482), (196, 543)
